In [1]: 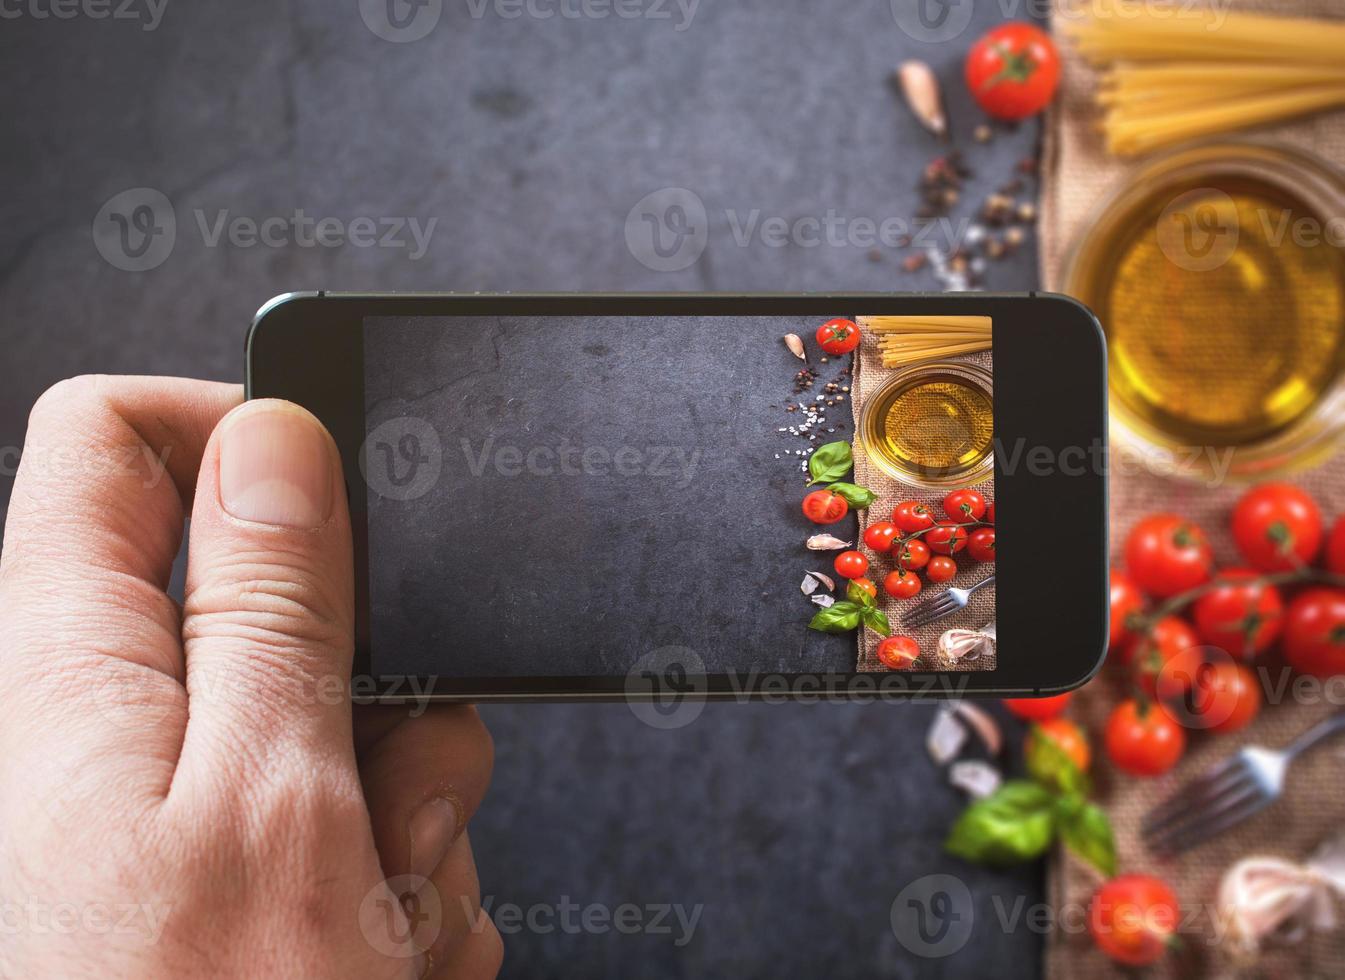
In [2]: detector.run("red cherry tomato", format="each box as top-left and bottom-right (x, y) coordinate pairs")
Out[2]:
(892, 500), (935, 533)
(1089, 875), (1180, 967)
(1282, 588), (1345, 678)
(815, 318), (861, 355)
(883, 568), (923, 600)
(1105, 699), (1185, 777)
(896, 538), (930, 571)
(926, 523), (968, 555)
(1186, 660), (1261, 734)
(1003, 692), (1072, 722)
(1191, 569), (1283, 661)
(965, 22), (1061, 121)
(1328, 516), (1345, 575)
(1124, 514), (1213, 598)
(834, 550), (869, 580)
(1028, 718), (1090, 772)
(967, 527), (995, 562)
(942, 488), (987, 524)
(1231, 482), (1323, 572)
(875, 635), (919, 670)
(1108, 570), (1145, 652)
(926, 555), (958, 583)
(863, 520), (900, 554)
(851, 577), (877, 600)
(802, 490), (848, 524)
(986, 501), (995, 524)
(1122, 616), (1200, 695)
(1152, 645), (1208, 704)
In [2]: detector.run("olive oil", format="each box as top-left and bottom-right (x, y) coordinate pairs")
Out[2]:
(861, 366), (994, 486)
(1096, 178), (1345, 449)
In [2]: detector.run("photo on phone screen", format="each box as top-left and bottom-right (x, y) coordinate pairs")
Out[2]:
(359, 313), (998, 679)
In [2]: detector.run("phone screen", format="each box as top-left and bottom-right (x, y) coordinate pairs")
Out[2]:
(360, 314), (997, 679)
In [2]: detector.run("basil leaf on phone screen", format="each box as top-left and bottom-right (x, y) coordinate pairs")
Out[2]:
(806, 441), (852, 486)
(827, 482), (876, 509)
(807, 601), (863, 634)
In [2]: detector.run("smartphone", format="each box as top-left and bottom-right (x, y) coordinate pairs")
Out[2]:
(247, 293), (1107, 703)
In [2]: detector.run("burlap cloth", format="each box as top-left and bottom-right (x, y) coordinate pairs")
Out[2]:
(1041, 1), (1345, 975)
(851, 334), (995, 671)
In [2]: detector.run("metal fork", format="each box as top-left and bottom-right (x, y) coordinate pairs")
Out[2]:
(1142, 710), (1345, 857)
(904, 574), (995, 629)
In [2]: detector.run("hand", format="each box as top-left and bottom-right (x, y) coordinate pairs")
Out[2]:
(0, 376), (501, 978)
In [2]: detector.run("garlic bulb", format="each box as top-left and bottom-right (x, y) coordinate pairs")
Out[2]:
(1217, 835), (1345, 959)
(937, 622), (996, 665)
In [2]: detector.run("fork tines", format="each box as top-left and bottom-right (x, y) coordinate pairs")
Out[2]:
(1141, 753), (1269, 856)
(905, 592), (964, 629)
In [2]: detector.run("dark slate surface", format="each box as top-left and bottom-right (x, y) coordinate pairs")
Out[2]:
(0, 1), (1046, 977)
(364, 314), (856, 677)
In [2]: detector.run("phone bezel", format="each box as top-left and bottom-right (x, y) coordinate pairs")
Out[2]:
(247, 292), (1108, 700)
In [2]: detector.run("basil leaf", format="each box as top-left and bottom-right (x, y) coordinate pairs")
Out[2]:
(827, 481), (876, 509)
(862, 606), (892, 637)
(847, 580), (877, 608)
(1025, 723), (1090, 797)
(808, 601), (863, 634)
(945, 780), (1057, 865)
(1057, 800), (1117, 878)
(806, 441), (853, 486)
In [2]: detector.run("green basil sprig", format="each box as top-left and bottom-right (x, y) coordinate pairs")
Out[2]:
(944, 723), (1116, 877)
(806, 580), (891, 636)
(826, 481), (876, 509)
(806, 441), (852, 486)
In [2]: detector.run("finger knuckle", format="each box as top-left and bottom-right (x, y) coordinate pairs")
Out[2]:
(28, 374), (108, 430)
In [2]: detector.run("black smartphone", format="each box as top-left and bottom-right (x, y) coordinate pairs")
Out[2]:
(247, 293), (1107, 703)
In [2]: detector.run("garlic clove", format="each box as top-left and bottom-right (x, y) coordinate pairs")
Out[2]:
(897, 60), (947, 138)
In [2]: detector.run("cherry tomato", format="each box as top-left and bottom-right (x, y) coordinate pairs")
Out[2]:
(851, 577), (878, 600)
(1191, 569), (1283, 660)
(1003, 692), (1072, 722)
(896, 538), (930, 571)
(943, 488), (987, 524)
(1108, 570), (1145, 652)
(834, 550), (869, 580)
(965, 22), (1061, 121)
(1089, 875), (1180, 967)
(892, 500), (935, 533)
(1123, 616), (1200, 694)
(1231, 482), (1323, 572)
(1282, 588), (1345, 678)
(1152, 645), (1208, 704)
(815, 318), (861, 355)
(967, 527), (995, 562)
(1186, 660), (1261, 734)
(1328, 516), (1345, 575)
(986, 501), (995, 524)
(927, 555), (958, 583)
(876, 635), (919, 670)
(1124, 514), (1213, 598)
(926, 523), (968, 555)
(1028, 718), (1090, 772)
(863, 520), (900, 554)
(802, 490), (848, 524)
(1105, 699), (1185, 777)
(883, 568), (922, 600)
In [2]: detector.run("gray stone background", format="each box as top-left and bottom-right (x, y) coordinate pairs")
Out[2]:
(1, 1), (1048, 976)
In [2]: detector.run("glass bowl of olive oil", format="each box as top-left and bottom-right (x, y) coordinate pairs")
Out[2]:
(859, 361), (994, 489)
(1064, 142), (1345, 481)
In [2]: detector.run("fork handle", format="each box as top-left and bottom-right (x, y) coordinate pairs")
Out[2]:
(967, 574), (995, 594)
(1286, 710), (1345, 759)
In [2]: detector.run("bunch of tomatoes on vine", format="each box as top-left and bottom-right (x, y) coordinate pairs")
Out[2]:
(1007, 481), (1345, 780)
(803, 482), (994, 669)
